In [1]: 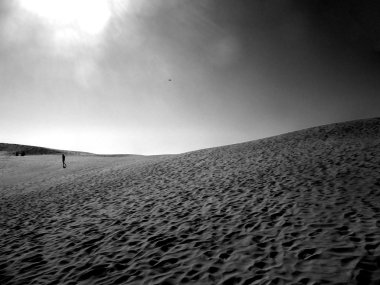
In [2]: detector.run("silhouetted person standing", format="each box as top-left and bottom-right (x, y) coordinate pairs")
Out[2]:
(62, 153), (66, 168)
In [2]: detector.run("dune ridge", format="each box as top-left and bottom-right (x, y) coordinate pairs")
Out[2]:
(0, 143), (93, 156)
(0, 117), (379, 284)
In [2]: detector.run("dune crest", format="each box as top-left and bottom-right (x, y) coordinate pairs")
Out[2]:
(0, 118), (379, 284)
(0, 143), (93, 156)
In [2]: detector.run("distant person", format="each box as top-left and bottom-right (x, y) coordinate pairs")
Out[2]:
(62, 153), (66, 168)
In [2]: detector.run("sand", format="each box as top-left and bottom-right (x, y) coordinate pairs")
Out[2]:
(0, 118), (379, 285)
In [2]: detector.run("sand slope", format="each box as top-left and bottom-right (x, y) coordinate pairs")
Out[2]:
(0, 118), (379, 284)
(0, 143), (93, 156)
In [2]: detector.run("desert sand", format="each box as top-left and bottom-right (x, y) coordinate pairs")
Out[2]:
(0, 118), (379, 284)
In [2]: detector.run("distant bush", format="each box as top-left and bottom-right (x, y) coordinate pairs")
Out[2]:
(21, 151), (25, 156)
(15, 152), (19, 156)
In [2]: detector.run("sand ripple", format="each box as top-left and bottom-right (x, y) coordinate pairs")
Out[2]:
(1, 118), (380, 284)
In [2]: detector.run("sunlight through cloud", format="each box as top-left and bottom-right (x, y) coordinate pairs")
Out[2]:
(18, 0), (112, 36)
(15, 0), (133, 57)
(12, 0), (134, 87)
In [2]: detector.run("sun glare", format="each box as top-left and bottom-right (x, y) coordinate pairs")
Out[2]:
(18, 0), (112, 36)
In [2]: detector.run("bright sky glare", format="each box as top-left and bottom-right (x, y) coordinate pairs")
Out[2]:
(18, 0), (112, 35)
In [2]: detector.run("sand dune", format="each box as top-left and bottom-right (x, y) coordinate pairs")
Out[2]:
(0, 143), (92, 156)
(0, 118), (379, 284)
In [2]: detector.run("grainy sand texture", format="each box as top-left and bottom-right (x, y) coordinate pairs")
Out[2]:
(1, 118), (380, 285)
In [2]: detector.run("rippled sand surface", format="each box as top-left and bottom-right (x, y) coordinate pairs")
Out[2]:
(1, 118), (379, 285)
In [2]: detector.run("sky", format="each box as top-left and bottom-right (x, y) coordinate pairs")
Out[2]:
(0, 0), (379, 155)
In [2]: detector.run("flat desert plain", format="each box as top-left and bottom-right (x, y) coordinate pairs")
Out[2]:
(0, 118), (380, 285)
